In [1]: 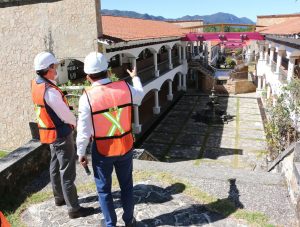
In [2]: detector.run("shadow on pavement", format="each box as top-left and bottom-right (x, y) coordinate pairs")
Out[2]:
(138, 178), (243, 226)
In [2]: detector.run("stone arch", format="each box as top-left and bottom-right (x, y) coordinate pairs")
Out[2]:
(135, 48), (155, 72)
(289, 50), (300, 58)
(172, 72), (183, 92)
(154, 71), (184, 92)
(136, 70), (184, 106)
(107, 52), (137, 80)
(136, 47), (157, 56)
(170, 41), (182, 49)
(156, 45), (170, 64)
(138, 89), (157, 125)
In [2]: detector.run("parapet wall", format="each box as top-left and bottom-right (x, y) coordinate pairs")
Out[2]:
(0, 0), (101, 150)
(0, 140), (50, 197)
(269, 142), (300, 219)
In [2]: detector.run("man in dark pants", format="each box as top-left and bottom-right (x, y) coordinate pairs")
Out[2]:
(76, 52), (144, 227)
(31, 51), (93, 219)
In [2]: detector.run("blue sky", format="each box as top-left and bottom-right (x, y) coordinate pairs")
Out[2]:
(101, 0), (300, 22)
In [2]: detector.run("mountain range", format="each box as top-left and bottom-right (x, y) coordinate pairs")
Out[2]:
(101, 9), (255, 24)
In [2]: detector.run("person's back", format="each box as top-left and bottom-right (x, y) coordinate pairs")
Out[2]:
(76, 52), (144, 227)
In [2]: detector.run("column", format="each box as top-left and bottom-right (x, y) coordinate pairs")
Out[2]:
(177, 74), (182, 91)
(197, 41), (200, 55)
(130, 57), (137, 69)
(267, 86), (271, 99)
(182, 74), (187, 91)
(153, 90), (160, 114)
(119, 54), (123, 66)
(204, 44), (208, 64)
(247, 48), (252, 63)
(195, 71), (199, 89)
(257, 76), (262, 90)
(168, 47), (173, 69)
(153, 52), (159, 77)
(133, 105), (141, 134)
(287, 57), (296, 82)
(264, 46), (269, 64)
(182, 45), (186, 60)
(191, 42), (194, 56)
(259, 44), (264, 61)
(178, 46), (182, 64)
(276, 50), (284, 74)
(167, 80), (173, 101)
(269, 47), (275, 66)
(262, 76), (266, 89)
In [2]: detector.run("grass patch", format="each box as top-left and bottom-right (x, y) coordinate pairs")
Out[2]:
(0, 191), (52, 227)
(0, 150), (8, 158)
(240, 137), (267, 142)
(255, 150), (269, 158)
(235, 210), (274, 227)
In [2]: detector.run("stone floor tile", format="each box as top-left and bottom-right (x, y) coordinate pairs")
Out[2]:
(168, 144), (201, 159)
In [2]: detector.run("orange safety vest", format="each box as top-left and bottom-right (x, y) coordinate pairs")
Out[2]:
(0, 211), (11, 227)
(31, 78), (71, 144)
(85, 80), (134, 157)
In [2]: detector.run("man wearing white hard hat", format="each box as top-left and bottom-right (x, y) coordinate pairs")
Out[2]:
(76, 52), (144, 227)
(31, 51), (93, 219)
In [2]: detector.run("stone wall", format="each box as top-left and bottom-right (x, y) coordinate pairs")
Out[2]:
(200, 75), (229, 94)
(257, 14), (300, 27)
(0, 140), (50, 197)
(269, 142), (300, 217)
(0, 0), (102, 150)
(234, 80), (256, 94)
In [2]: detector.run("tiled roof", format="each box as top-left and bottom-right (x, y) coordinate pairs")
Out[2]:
(259, 18), (300, 35)
(101, 16), (184, 42)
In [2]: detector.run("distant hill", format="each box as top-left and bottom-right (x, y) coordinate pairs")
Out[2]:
(178, 12), (255, 24)
(101, 9), (255, 24)
(101, 9), (165, 21)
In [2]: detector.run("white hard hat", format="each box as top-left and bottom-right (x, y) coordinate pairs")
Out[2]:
(34, 51), (59, 71)
(84, 52), (108, 74)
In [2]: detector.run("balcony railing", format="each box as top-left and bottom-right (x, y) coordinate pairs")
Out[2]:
(266, 55), (270, 63)
(271, 60), (276, 73)
(278, 68), (288, 84)
(130, 57), (182, 85)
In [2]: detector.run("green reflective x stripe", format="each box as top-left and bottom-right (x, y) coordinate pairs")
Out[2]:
(102, 108), (125, 136)
(34, 105), (47, 128)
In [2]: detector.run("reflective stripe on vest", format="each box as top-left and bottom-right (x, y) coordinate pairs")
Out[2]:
(34, 104), (47, 128)
(85, 80), (134, 156)
(102, 107), (125, 136)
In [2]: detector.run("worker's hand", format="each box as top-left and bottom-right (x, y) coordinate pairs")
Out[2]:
(78, 155), (88, 167)
(127, 67), (137, 78)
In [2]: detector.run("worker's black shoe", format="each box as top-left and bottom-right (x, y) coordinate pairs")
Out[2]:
(125, 217), (136, 227)
(54, 199), (66, 206)
(68, 206), (95, 219)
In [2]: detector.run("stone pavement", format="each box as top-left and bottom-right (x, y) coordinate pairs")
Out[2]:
(142, 93), (267, 170)
(22, 174), (245, 227)
(21, 93), (298, 227)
